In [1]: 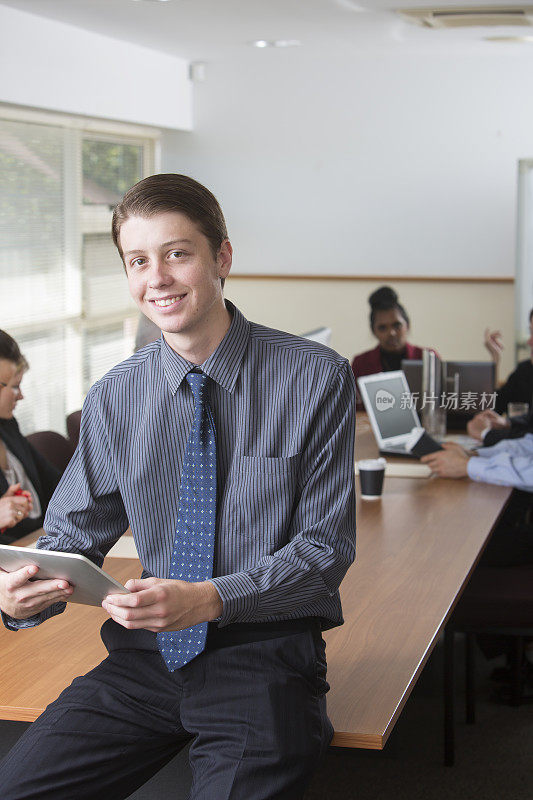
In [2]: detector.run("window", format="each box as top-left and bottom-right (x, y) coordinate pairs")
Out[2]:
(0, 108), (158, 434)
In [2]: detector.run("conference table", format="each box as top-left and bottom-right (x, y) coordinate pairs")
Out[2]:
(0, 420), (512, 752)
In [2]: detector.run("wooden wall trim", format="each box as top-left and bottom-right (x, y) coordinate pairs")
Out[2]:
(229, 274), (514, 284)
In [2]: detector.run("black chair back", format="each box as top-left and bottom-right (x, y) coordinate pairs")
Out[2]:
(26, 430), (75, 473)
(66, 410), (82, 450)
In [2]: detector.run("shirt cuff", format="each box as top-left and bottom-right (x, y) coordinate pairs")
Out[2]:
(466, 457), (485, 483)
(1, 601), (66, 631)
(208, 572), (260, 627)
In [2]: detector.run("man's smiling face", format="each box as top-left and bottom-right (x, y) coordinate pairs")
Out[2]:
(121, 211), (232, 352)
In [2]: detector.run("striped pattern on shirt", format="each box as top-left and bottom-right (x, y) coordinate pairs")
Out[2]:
(8, 302), (356, 631)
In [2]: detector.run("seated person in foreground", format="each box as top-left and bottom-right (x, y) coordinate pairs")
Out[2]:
(0, 330), (61, 543)
(351, 286), (437, 406)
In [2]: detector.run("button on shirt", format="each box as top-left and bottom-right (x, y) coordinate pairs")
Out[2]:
(4, 303), (356, 631)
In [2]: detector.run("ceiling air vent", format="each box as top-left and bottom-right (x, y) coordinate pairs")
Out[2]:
(398, 6), (533, 28)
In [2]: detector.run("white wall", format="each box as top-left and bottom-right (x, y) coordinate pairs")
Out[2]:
(0, 5), (192, 130)
(1, 9), (527, 367)
(224, 277), (516, 379)
(161, 47), (533, 278)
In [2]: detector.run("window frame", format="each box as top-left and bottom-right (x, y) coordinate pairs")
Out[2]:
(0, 103), (161, 431)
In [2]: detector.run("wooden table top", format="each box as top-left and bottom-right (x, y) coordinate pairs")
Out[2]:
(0, 555), (141, 723)
(326, 421), (511, 748)
(0, 425), (511, 748)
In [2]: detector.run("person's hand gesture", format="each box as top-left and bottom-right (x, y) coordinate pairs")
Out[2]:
(484, 328), (504, 365)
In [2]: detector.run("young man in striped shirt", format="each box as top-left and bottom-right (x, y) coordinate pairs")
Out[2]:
(0, 174), (356, 800)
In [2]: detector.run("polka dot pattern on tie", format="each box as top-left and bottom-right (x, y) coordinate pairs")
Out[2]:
(157, 370), (217, 672)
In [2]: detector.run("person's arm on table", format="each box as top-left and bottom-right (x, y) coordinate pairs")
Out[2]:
(1, 390), (129, 631)
(104, 361), (357, 632)
(422, 435), (533, 491)
(466, 433), (533, 491)
(421, 443), (473, 478)
(467, 410), (509, 442)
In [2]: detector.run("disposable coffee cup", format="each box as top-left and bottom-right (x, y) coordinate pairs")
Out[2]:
(357, 458), (386, 500)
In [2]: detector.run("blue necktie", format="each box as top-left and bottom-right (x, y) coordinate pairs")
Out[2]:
(157, 370), (217, 672)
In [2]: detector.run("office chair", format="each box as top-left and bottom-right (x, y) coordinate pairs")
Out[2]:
(443, 565), (533, 766)
(66, 409), (82, 450)
(26, 430), (75, 473)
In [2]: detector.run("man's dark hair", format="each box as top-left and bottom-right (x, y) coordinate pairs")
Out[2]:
(529, 307), (533, 323)
(368, 286), (410, 332)
(112, 173), (228, 263)
(0, 329), (27, 369)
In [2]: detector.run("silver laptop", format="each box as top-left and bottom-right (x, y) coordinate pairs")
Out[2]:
(357, 371), (422, 456)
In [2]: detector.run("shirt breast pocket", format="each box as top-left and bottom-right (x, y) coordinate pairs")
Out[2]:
(228, 453), (301, 552)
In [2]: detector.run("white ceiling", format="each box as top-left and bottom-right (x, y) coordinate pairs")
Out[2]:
(2, 0), (533, 60)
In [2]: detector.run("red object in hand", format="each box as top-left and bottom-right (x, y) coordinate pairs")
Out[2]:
(0, 488), (30, 534)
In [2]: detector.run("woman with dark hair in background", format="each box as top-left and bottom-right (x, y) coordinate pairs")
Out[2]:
(0, 330), (60, 543)
(351, 286), (437, 392)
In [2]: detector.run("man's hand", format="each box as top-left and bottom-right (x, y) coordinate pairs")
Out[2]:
(467, 410), (509, 441)
(0, 566), (73, 619)
(421, 442), (472, 479)
(102, 578), (223, 632)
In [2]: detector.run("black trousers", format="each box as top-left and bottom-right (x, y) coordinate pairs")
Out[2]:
(0, 619), (333, 800)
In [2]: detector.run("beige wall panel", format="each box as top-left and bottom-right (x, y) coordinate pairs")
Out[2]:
(225, 278), (516, 382)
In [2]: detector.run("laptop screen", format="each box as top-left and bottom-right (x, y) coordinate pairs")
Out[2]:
(359, 373), (420, 442)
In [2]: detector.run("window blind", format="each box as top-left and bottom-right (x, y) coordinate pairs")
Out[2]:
(0, 119), (71, 330)
(0, 111), (155, 435)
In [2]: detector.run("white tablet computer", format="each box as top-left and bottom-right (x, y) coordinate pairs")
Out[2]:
(0, 545), (130, 607)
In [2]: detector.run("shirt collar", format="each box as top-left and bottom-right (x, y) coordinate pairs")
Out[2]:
(160, 300), (250, 395)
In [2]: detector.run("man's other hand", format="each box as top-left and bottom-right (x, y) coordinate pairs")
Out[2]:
(102, 578), (223, 632)
(0, 565), (73, 619)
(421, 442), (472, 479)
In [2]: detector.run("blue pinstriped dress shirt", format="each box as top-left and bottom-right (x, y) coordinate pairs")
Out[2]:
(5, 302), (356, 631)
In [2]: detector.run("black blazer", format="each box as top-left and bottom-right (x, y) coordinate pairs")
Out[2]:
(0, 417), (61, 543)
(494, 360), (533, 415)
